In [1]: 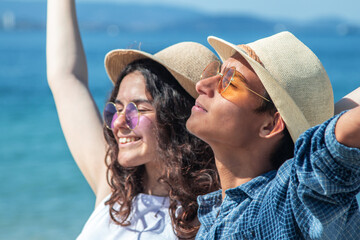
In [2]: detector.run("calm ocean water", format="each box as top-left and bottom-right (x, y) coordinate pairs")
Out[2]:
(1, 17), (360, 240)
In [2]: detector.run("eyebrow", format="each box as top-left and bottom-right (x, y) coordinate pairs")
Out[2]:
(114, 99), (152, 105)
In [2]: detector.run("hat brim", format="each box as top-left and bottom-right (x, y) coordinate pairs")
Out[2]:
(104, 49), (198, 98)
(208, 36), (310, 142)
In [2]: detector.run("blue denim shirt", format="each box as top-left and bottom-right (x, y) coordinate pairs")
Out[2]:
(196, 113), (360, 239)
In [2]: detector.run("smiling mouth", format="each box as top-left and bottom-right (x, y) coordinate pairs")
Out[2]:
(119, 137), (141, 144)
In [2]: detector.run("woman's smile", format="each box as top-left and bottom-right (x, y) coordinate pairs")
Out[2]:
(118, 137), (141, 145)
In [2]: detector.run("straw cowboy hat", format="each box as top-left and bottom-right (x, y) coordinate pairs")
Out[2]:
(104, 42), (218, 98)
(208, 31), (334, 142)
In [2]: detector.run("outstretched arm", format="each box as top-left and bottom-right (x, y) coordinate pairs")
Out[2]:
(335, 87), (360, 114)
(46, 0), (110, 203)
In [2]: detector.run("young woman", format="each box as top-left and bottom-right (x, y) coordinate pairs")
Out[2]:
(46, 1), (219, 239)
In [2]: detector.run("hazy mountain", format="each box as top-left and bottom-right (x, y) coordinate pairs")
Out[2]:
(0, 1), (358, 36)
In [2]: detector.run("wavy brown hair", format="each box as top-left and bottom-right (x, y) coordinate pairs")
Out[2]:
(103, 59), (220, 238)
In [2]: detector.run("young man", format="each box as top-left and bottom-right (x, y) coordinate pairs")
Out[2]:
(187, 31), (360, 239)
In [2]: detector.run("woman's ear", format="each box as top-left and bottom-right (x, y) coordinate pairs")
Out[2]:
(259, 112), (285, 139)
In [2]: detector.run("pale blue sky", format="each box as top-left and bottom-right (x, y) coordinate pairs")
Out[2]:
(9, 0), (360, 24)
(82, 0), (360, 24)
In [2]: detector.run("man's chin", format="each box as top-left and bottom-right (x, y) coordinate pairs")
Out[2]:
(186, 117), (208, 143)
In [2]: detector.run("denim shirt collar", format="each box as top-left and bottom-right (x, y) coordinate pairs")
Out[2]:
(225, 170), (277, 200)
(198, 170), (277, 207)
(197, 170), (278, 231)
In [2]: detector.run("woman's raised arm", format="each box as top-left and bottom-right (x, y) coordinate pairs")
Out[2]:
(46, 0), (110, 200)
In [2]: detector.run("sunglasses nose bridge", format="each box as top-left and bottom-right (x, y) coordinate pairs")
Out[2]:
(125, 102), (140, 130)
(196, 74), (220, 97)
(111, 110), (128, 130)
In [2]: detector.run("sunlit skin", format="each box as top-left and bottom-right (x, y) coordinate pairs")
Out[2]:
(186, 53), (284, 198)
(112, 71), (168, 196)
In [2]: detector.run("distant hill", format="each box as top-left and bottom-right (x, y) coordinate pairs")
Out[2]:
(0, 1), (359, 36)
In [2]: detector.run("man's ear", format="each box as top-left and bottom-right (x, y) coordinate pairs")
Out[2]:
(259, 112), (285, 139)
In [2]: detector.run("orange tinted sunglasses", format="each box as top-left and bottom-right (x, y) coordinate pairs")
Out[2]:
(200, 61), (272, 104)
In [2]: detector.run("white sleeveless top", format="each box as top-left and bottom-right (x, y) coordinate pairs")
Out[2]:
(77, 193), (177, 240)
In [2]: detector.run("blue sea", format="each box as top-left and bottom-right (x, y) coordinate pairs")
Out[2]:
(1, 2), (360, 239)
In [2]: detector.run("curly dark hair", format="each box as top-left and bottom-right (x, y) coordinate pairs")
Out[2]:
(103, 58), (220, 239)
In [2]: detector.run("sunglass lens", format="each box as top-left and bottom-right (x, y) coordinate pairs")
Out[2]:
(202, 61), (220, 80)
(104, 103), (118, 129)
(125, 102), (139, 130)
(221, 68), (234, 91)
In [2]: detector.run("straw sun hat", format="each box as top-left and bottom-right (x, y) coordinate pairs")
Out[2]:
(104, 42), (218, 98)
(208, 31), (334, 142)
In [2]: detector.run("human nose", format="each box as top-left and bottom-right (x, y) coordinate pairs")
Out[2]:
(112, 111), (127, 132)
(195, 74), (220, 97)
